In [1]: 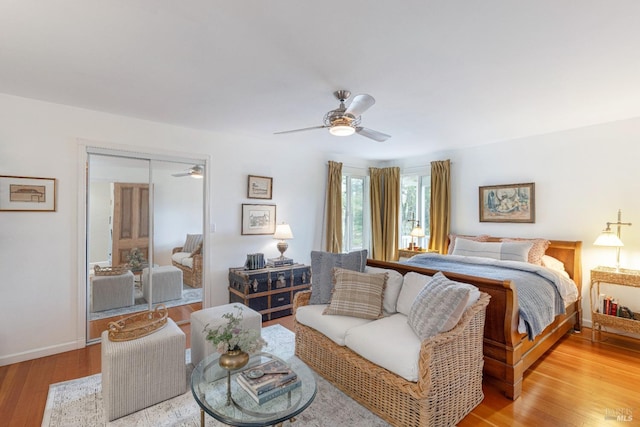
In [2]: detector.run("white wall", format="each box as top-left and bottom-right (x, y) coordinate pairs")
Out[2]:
(0, 93), (330, 365)
(2, 89), (639, 365)
(395, 117), (640, 334)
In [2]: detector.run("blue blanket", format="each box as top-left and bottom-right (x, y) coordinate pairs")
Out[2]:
(404, 254), (567, 340)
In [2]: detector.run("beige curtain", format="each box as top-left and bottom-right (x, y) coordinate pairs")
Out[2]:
(428, 159), (451, 254)
(370, 167), (400, 261)
(325, 161), (343, 253)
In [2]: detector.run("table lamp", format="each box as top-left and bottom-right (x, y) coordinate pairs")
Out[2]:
(593, 209), (631, 271)
(409, 221), (425, 250)
(273, 223), (294, 260)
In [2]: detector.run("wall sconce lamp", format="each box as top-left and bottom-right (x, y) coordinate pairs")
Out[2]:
(593, 209), (632, 270)
(409, 221), (426, 250)
(273, 223), (294, 260)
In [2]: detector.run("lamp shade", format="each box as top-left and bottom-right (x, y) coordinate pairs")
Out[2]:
(410, 226), (425, 238)
(273, 223), (294, 240)
(593, 229), (624, 247)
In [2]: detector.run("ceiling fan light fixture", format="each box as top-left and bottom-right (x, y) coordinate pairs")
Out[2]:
(329, 124), (356, 136)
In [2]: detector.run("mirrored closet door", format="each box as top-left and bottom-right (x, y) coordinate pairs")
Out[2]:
(86, 150), (205, 342)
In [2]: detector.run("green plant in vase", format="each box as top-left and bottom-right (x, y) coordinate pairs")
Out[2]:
(205, 306), (266, 370)
(126, 247), (145, 271)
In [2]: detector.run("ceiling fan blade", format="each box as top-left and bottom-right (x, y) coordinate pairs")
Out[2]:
(274, 125), (327, 135)
(345, 94), (375, 117)
(172, 172), (191, 177)
(355, 127), (391, 142)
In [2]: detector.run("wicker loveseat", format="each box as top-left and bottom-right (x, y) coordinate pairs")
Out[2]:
(293, 267), (490, 427)
(171, 234), (203, 288)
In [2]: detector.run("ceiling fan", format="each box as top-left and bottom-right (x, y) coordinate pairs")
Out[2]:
(172, 165), (204, 178)
(274, 90), (391, 142)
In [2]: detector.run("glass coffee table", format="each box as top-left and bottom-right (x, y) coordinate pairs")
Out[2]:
(191, 351), (317, 427)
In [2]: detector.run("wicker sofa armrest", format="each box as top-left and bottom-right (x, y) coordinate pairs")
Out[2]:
(192, 252), (203, 269)
(414, 292), (491, 399)
(172, 246), (184, 254)
(293, 290), (312, 314)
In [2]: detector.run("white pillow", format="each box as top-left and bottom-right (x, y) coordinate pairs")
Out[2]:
(452, 238), (532, 262)
(365, 266), (404, 314)
(396, 272), (431, 316)
(541, 255), (565, 272)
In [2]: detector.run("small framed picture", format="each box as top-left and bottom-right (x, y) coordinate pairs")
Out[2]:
(479, 182), (535, 223)
(0, 175), (57, 212)
(247, 175), (273, 199)
(242, 204), (276, 235)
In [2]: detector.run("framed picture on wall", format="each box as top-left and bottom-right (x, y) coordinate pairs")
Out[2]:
(242, 204), (276, 235)
(247, 175), (273, 199)
(0, 175), (56, 212)
(479, 182), (535, 223)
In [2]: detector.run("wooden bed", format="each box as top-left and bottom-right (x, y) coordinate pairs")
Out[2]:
(366, 239), (582, 400)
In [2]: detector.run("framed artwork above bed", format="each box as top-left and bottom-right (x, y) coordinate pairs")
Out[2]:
(479, 182), (535, 223)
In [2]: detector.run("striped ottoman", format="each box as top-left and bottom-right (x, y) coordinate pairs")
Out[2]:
(101, 318), (186, 421)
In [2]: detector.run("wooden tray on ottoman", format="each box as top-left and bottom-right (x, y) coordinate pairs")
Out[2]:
(107, 304), (168, 341)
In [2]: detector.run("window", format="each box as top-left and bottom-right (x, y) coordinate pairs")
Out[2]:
(342, 173), (369, 252)
(400, 173), (430, 249)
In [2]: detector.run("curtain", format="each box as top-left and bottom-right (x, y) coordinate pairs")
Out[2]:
(428, 159), (451, 254)
(325, 161), (343, 253)
(369, 166), (400, 261)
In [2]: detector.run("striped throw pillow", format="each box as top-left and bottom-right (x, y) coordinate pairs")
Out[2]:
(408, 272), (472, 340)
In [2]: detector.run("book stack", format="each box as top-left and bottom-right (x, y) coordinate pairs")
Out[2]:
(267, 257), (294, 267)
(237, 359), (300, 404)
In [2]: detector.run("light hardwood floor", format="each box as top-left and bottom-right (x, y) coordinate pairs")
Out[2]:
(1, 320), (638, 427)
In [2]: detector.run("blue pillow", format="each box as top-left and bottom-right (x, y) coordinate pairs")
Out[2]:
(309, 250), (368, 304)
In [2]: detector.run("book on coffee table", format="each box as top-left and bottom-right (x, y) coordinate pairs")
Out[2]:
(237, 376), (301, 404)
(237, 359), (297, 395)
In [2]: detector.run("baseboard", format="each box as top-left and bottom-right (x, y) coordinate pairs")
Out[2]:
(0, 339), (84, 367)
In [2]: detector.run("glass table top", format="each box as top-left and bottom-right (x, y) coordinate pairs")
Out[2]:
(191, 351), (317, 427)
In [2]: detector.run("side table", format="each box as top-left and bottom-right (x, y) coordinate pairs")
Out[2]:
(590, 266), (640, 342)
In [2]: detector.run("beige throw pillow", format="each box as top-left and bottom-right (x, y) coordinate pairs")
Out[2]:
(323, 268), (387, 320)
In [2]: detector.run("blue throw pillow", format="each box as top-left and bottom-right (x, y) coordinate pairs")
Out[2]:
(309, 250), (368, 304)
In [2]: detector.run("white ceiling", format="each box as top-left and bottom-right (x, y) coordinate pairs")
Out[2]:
(2, 1), (640, 160)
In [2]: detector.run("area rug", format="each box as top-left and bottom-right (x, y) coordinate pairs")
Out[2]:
(90, 284), (202, 321)
(42, 325), (390, 427)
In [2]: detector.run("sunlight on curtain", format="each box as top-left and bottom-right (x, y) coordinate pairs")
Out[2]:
(369, 167), (400, 261)
(428, 159), (451, 253)
(326, 161), (343, 253)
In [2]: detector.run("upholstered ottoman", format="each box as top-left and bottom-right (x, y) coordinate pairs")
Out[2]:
(142, 265), (183, 303)
(190, 303), (262, 367)
(101, 318), (186, 421)
(91, 271), (135, 312)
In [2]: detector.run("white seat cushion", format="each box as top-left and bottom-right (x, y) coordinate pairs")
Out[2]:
(345, 313), (421, 382)
(171, 252), (193, 268)
(295, 304), (372, 346)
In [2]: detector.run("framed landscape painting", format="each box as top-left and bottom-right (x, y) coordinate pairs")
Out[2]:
(479, 182), (535, 223)
(0, 175), (56, 212)
(242, 204), (276, 235)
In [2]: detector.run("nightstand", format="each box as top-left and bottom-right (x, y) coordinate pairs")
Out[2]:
(590, 266), (640, 342)
(398, 248), (427, 261)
